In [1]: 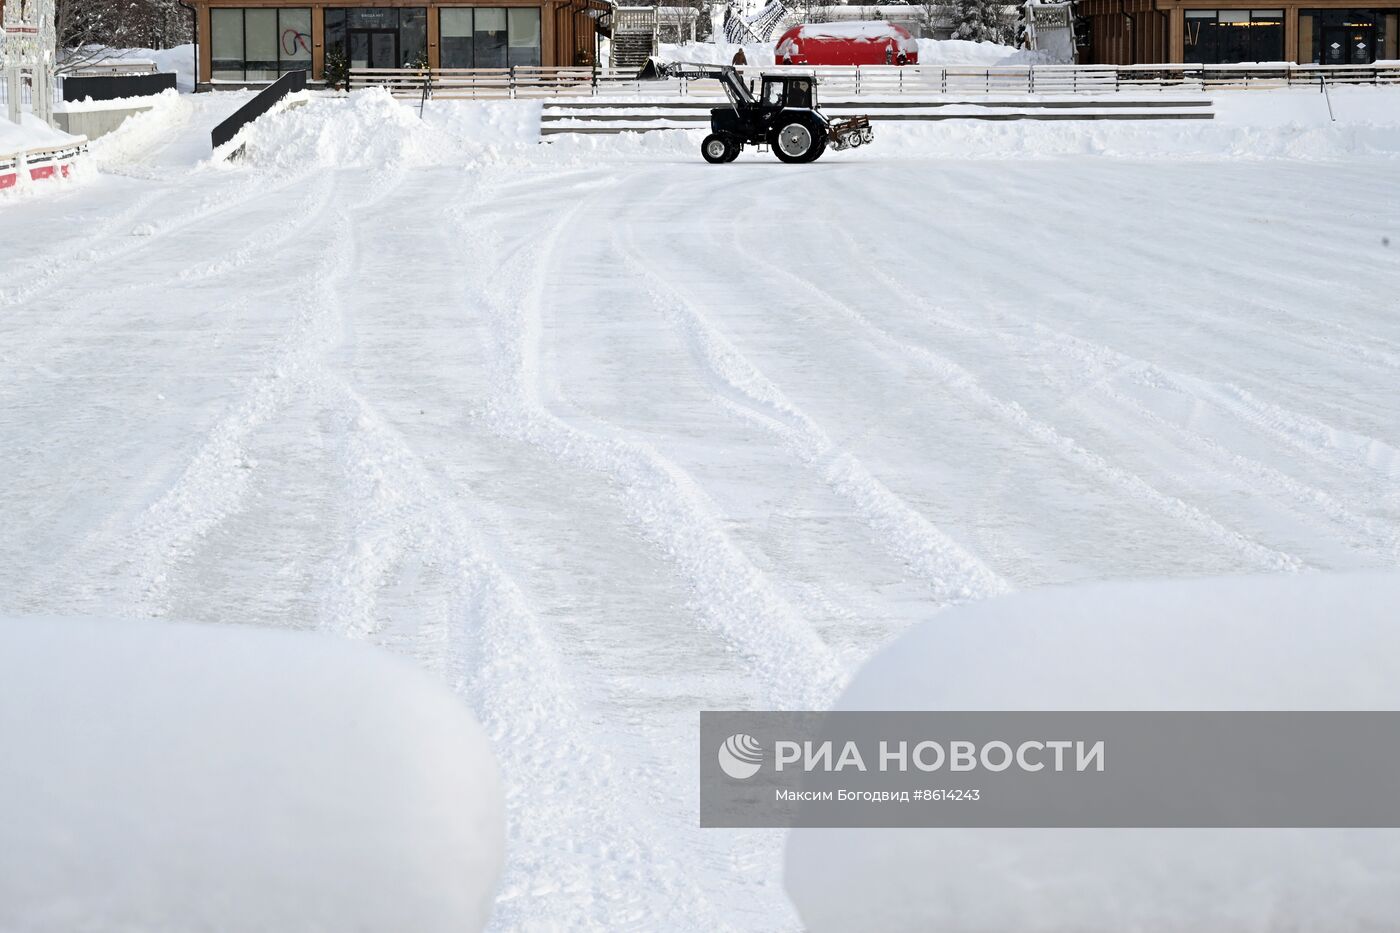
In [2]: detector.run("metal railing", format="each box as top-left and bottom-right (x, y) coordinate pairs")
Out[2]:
(350, 62), (1400, 101)
(613, 6), (659, 33)
(211, 69), (306, 151)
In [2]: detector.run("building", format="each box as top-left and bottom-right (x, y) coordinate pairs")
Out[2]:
(1078, 0), (1399, 64)
(187, 0), (610, 88)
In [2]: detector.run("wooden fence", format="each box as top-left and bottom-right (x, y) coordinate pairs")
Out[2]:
(350, 62), (1400, 100)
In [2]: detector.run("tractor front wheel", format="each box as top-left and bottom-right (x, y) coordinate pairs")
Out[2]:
(702, 134), (736, 164)
(772, 120), (824, 164)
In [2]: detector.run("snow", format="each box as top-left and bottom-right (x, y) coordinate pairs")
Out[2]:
(0, 112), (78, 154)
(3, 86), (1400, 929)
(786, 21), (916, 45)
(785, 573), (1400, 932)
(0, 614), (504, 933)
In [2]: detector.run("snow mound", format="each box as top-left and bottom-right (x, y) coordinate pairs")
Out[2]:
(235, 88), (471, 172)
(0, 112), (79, 155)
(786, 573), (1400, 933)
(0, 615), (504, 933)
(916, 37), (1049, 65)
(421, 98), (542, 148)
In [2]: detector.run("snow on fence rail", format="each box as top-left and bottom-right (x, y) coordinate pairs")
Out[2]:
(350, 62), (1400, 100)
(0, 137), (88, 191)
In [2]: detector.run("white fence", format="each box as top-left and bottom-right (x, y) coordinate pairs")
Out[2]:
(350, 62), (1400, 100)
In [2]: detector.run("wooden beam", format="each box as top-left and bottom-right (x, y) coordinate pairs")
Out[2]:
(1168, 6), (1184, 62)
(197, 4), (212, 84)
(311, 5), (324, 80)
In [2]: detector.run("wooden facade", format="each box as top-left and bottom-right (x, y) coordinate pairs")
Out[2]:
(189, 0), (609, 86)
(1078, 0), (1399, 64)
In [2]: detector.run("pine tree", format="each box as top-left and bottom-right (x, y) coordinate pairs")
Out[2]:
(951, 0), (1010, 43)
(323, 49), (350, 91)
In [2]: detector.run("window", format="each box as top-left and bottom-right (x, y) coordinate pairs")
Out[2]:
(440, 8), (474, 68)
(475, 8), (508, 68)
(439, 7), (540, 68)
(1184, 9), (1284, 63)
(400, 8), (428, 66)
(281, 8), (312, 72)
(208, 8), (312, 81)
(507, 8), (541, 67)
(245, 9), (278, 80)
(211, 8), (244, 80)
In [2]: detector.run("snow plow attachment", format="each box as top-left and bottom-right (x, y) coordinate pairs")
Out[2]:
(827, 115), (874, 151)
(635, 58), (669, 81)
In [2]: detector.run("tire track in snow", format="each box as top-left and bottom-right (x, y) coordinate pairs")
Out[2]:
(309, 373), (740, 932)
(819, 191), (1400, 551)
(0, 164), (317, 312)
(611, 221), (1007, 605)
(1003, 323), (1400, 564)
(48, 165), (405, 617)
(457, 179), (846, 712)
(731, 208), (1305, 575)
(0, 174), (341, 408)
(74, 209), (359, 617)
(291, 175), (738, 930)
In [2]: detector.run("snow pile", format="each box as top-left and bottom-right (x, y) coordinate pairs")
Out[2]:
(85, 87), (201, 169)
(0, 113), (78, 155)
(233, 88), (472, 171)
(786, 573), (1400, 933)
(422, 98), (543, 148)
(916, 37), (1049, 65)
(0, 615), (504, 933)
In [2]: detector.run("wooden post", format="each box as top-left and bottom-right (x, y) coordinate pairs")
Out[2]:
(311, 6), (324, 81)
(197, 5), (212, 85)
(541, 1), (557, 67)
(1284, 7), (1299, 63)
(1168, 6), (1184, 63)
(427, 4), (440, 69)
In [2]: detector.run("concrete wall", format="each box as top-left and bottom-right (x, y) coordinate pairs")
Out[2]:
(54, 106), (154, 141)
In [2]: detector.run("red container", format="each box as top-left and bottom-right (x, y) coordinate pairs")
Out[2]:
(774, 21), (919, 66)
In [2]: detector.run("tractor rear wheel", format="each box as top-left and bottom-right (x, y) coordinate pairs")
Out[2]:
(772, 120), (823, 164)
(701, 134), (734, 164)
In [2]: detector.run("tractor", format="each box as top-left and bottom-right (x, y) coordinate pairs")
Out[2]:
(636, 60), (874, 164)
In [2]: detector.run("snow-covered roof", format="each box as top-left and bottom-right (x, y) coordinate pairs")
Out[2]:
(787, 21), (914, 41)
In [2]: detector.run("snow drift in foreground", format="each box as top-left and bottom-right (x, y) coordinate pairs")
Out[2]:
(786, 573), (1400, 933)
(0, 615), (504, 933)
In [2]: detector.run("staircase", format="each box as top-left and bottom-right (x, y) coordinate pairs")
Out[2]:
(610, 7), (658, 70)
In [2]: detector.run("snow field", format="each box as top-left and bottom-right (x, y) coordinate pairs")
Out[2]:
(1, 86), (1399, 929)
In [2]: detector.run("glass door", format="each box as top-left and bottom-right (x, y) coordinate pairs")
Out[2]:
(349, 29), (398, 68)
(1347, 26), (1377, 63)
(1322, 26), (1348, 64)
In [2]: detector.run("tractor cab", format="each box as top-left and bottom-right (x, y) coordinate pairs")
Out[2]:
(758, 75), (816, 112)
